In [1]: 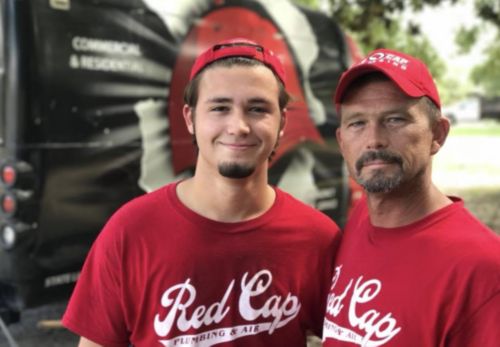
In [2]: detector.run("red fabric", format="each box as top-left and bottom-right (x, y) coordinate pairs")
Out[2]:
(335, 48), (441, 109)
(63, 182), (340, 346)
(322, 197), (500, 346)
(189, 38), (286, 85)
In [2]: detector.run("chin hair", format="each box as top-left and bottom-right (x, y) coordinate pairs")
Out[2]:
(218, 163), (255, 179)
(358, 170), (403, 193)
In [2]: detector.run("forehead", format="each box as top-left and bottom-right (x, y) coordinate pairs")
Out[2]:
(197, 64), (280, 102)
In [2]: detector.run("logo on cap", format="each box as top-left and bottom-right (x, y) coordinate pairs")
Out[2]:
(335, 48), (441, 109)
(363, 52), (410, 71)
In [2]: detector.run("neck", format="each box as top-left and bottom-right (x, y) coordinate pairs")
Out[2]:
(177, 163), (275, 223)
(366, 176), (452, 228)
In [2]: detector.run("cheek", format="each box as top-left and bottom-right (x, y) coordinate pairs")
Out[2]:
(399, 134), (434, 166)
(339, 146), (359, 175)
(258, 120), (281, 140)
(195, 118), (221, 139)
(339, 138), (360, 163)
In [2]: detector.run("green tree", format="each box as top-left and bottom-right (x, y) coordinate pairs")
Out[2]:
(459, 1), (500, 96)
(292, 0), (448, 98)
(330, 0), (500, 97)
(292, 0), (500, 98)
(471, 39), (500, 97)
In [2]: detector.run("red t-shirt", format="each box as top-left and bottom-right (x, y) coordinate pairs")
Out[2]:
(63, 182), (341, 346)
(322, 197), (500, 347)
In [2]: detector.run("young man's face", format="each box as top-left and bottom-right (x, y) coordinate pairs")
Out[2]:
(336, 79), (445, 194)
(183, 64), (285, 179)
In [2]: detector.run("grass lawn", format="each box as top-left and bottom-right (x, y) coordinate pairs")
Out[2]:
(449, 120), (500, 137)
(433, 119), (500, 233)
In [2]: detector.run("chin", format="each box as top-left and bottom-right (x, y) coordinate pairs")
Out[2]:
(218, 162), (256, 179)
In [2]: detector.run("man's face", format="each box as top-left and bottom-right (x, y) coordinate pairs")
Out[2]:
(183, 65), (284, 179)
(337, 79), (443, 194)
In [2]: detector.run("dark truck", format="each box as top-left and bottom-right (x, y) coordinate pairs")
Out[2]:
(0, 0), (356, 325)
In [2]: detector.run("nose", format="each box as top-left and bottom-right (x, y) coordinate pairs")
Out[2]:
(364, 123), (388, 150)
(226, 110), (251, 135)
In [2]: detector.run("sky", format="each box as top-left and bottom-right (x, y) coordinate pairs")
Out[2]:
(405, 0), (496, 84)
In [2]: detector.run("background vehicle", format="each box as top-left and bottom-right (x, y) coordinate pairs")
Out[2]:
(480, 96), (500, 121)
(0, 0), (357, 325)
(442, 96), (481, 124)
(442, 95), (500, 124)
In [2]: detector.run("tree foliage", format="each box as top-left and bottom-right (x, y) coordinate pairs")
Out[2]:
(471, 39), (500, 97)
(293, 0), (448, 97)
(292, 0), (500, 98)
(455, 26), (479, 55)
(475, 0), (500, 27)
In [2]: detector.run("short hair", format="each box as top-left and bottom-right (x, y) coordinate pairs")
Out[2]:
(183, 56), (291, 110)
(339, 71), (441, 124)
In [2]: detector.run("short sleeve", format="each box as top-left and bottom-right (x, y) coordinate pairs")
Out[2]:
(446, 292), (500, 347)
(62, 215), (130, 347)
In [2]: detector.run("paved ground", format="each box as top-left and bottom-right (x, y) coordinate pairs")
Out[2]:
(1, 131), (499, 347)
(0, 302), (78, 347)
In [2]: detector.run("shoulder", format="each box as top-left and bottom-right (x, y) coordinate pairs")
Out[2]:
(435, 204), (500, 289)
(112, 183), (173, 221)
(441, 202), (500, 254)
(88, 183), (178, 254)
(97, 183), (175, 240)
(274, 187), (341, 235)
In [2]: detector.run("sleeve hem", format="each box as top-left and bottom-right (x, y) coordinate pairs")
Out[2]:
(62, 316), (129, 347)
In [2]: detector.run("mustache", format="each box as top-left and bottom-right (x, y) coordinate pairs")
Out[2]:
(355, 150), (403, 173)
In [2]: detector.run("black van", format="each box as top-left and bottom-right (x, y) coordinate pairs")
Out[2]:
(0, 0), (354, 324)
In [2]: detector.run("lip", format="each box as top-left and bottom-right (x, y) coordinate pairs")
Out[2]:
(362, 160), (395, 169)
(220, 142), (256, 150)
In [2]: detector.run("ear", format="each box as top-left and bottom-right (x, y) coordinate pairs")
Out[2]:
(278, 110), (287, 138)
(182, 104), (195, 135)
(430, 115), (450, 155)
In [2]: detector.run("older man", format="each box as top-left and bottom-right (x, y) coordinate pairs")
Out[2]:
(323, 49), (500, 347)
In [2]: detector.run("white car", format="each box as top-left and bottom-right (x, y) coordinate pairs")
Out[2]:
(442, 97), (481, 124)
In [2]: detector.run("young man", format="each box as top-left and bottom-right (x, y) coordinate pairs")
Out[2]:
(322, 48), (500, 346)
(62, 38), (341, 346)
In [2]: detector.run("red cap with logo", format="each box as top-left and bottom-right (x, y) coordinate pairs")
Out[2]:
(335, 48), (441, 109)
(189, 38), (286, 86)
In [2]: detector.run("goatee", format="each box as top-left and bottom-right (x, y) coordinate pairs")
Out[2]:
(218, 163), (255, 179)
(355, 150), (404, 193)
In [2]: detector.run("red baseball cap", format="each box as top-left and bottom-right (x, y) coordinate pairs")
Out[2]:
(335, 48), (441, 109)
(189, 38), (286, 86)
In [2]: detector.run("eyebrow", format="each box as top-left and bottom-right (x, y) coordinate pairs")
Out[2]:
(343, 106), (409, 119)
(204, 97), (272, 105)
(205, 97), (232, 104)
(247, 97), (272, 105)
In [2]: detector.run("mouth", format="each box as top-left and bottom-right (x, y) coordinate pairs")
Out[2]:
(220, 142), (256, 151)
(355, 150), (403, 174)
(361, 160), (396, 169)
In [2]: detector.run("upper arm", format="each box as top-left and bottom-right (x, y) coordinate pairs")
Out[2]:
(78, 337), (104, 347)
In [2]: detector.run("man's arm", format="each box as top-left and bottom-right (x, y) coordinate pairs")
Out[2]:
(78, 337), (104, 347)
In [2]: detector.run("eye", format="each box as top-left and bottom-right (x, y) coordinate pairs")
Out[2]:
(210, 105), (230, 113)
(346, 120), (365, 128)
(386, 116), (407, 125)
(248, 106), (269, 114)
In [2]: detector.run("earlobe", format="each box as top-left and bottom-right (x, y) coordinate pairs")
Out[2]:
(279, 111), (287, 137)
(182, 105), (195, 135)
